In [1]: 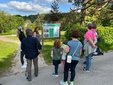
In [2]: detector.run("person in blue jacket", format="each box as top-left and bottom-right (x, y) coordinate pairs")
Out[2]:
(21, 28), (42, 81)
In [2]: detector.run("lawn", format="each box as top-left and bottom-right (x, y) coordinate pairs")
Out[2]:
(0, 40), (18, 74)
(5, 35), (19, 41)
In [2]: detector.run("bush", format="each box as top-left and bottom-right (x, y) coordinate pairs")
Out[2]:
(97, 26), (113, 51)
(64, 23), (86, 43)
(65, 24), (113, 52)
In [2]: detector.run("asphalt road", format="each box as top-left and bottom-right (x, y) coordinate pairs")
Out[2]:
(0, 51), (113, 85)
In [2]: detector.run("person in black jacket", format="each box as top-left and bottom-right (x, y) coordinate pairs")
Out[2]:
(21, 28), (42, 81)
(17, 26), (26, 68)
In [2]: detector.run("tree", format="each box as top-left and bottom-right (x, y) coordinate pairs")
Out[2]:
(98, 1), (113, 26)
(34, 14), (45, 29)
(50, 0), (60, 22)
(0, 11), (24, 33)
(69, 0), (112, 25)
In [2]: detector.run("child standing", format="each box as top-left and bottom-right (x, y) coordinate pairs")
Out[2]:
(61, 39), (68, 72)
(51, 39), (62, 77)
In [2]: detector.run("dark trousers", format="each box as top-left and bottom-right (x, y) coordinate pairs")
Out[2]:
(54, 63), (59, 74)
(53, 60), (60, 75)
(26, 57), (38, 80)
(64, 60), (78, 82)
(20, 51), (25, 65)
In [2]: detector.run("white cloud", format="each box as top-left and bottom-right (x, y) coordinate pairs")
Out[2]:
(8, 1), (34, 12)
(45, 0), (54, 2)
(45, 0), (68, 3)
(0, 4), (8, 8)
(59, 0), (68, 3)
(9, 1), (51, 13)
(33, 4), (51, 13)
(0, 0), (70, 15)
(33, 0), (54, 3)
(0, 1), (51, 14)
(32, 0), (68, 3)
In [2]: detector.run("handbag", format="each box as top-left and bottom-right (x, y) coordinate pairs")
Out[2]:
(67, 42), (80, 63)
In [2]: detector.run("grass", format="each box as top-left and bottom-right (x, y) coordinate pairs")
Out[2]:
(0, 31), (65, 65)
(98, 42), (113, 52)
(42, 45), (52, 65)
(0, 30), (16, 35)
(5, 35), (19, 41)
(0, 40), (18, 74)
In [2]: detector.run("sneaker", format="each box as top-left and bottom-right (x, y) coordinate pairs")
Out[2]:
(70, 81), (74, 85)
(26, 76), (31, 81)
(21, 64), (26, 69)
(85, 70), (90, 72)
(83, 67), (86, 71)
(34, 73), (38, 77)
(52, 74), (59, 77)
(60, 80), (68, 85)
(52, 73), (59, 77)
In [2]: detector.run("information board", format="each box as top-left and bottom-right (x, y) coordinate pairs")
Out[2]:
(42, 23), (60, 38)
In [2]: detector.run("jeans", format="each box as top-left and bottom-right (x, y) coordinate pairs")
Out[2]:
(20, 51), (25, 65)
(85, 53), (93, 71)
(64, 60), (78, 82)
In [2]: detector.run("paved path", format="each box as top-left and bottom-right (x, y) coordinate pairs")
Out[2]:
(0, 35), (19, 44)
(0, 51), (113, 85)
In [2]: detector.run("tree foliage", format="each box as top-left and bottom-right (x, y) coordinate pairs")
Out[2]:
(50, 0), (60, 21)
(69, 0), (112, 25)
(0, 11), (24, 33)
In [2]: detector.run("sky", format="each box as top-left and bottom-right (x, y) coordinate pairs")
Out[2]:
(0, 0), (74, 16)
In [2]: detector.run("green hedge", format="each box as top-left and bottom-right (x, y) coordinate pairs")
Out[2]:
(65, 24), (113, 52)
(64, 23), (86, 44)
(97, 26), (113, 51)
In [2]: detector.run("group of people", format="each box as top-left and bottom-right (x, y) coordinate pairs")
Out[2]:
(17, 26), (42, 81)
(51, 30), (82, 85)
(51, 23), (103, 85)
(16, 22), (103, 84)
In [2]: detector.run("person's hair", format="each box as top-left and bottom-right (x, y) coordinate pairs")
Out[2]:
(54, 39), (60, 48)
(87, 23), (96, 29)
(87, 23), (92, 29)
(70, 30), (80, 38)
(62, 39), (68, 45)
(33, 27), (39, 34)
(26, 28), (32, 36)
(18, 26), (24, 31)
(91, 23), (96, 29)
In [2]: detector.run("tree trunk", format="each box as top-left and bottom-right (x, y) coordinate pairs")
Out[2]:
(80, 9), (86, 26)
